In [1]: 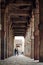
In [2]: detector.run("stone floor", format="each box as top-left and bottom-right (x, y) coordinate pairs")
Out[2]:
(0, 55), (43, 65)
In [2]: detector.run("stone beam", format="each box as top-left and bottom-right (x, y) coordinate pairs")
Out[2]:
(9, 2), (32, 7)
(9, 9), (30, 14)
(14, 31), (25, 33)
(10, 15), (27, 21)
(12, 25), (26, 28)
(12, 27), (26, 30)
(13, 29), (26, 32)
(11, 21), (27, 23)
(14, 33), (25, 36)
(11, 23), (27, 28)
(10, 13), (29, 17)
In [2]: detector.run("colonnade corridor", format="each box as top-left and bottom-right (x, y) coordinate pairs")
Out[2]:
(0, 0), (43, 65)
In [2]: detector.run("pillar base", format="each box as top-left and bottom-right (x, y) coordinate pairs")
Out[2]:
(1, 56), (4, 60)
(39, 57), (43, 62)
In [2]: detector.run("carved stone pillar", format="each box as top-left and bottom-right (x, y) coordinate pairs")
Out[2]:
(0, 8), (1, 60)
(34, 0), (39, 60)
(1, 9), (5, 59)
(39, 23), (43, 62)
(31, 12), (34, 59)
(39, 0), (43, 62)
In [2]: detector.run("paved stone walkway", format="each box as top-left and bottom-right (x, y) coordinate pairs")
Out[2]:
(0, 55), (43, 65)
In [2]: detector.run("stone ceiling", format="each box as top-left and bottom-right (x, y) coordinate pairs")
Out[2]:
(1, 0), (36, 36)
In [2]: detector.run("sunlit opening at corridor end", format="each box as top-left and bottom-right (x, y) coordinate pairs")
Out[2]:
(14, 36), (24, 55)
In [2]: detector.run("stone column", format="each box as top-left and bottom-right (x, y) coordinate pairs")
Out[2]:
(0, 8), (1, 60)
(4, 21), (8, 58)
(1, 9), (5, 59)
(8, 22), (14, 57)
(39, 26), (43, 62)
(0, 30), (1, 60)
(4, 6), (14, 57)
(39, 0), (43, 62)
(34, 0), (39, 60)
(24, 26), (31, 57)
(30, 12), (34, 59)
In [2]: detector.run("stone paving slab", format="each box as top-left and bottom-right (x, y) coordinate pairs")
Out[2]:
(0, 55), (43, 65)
